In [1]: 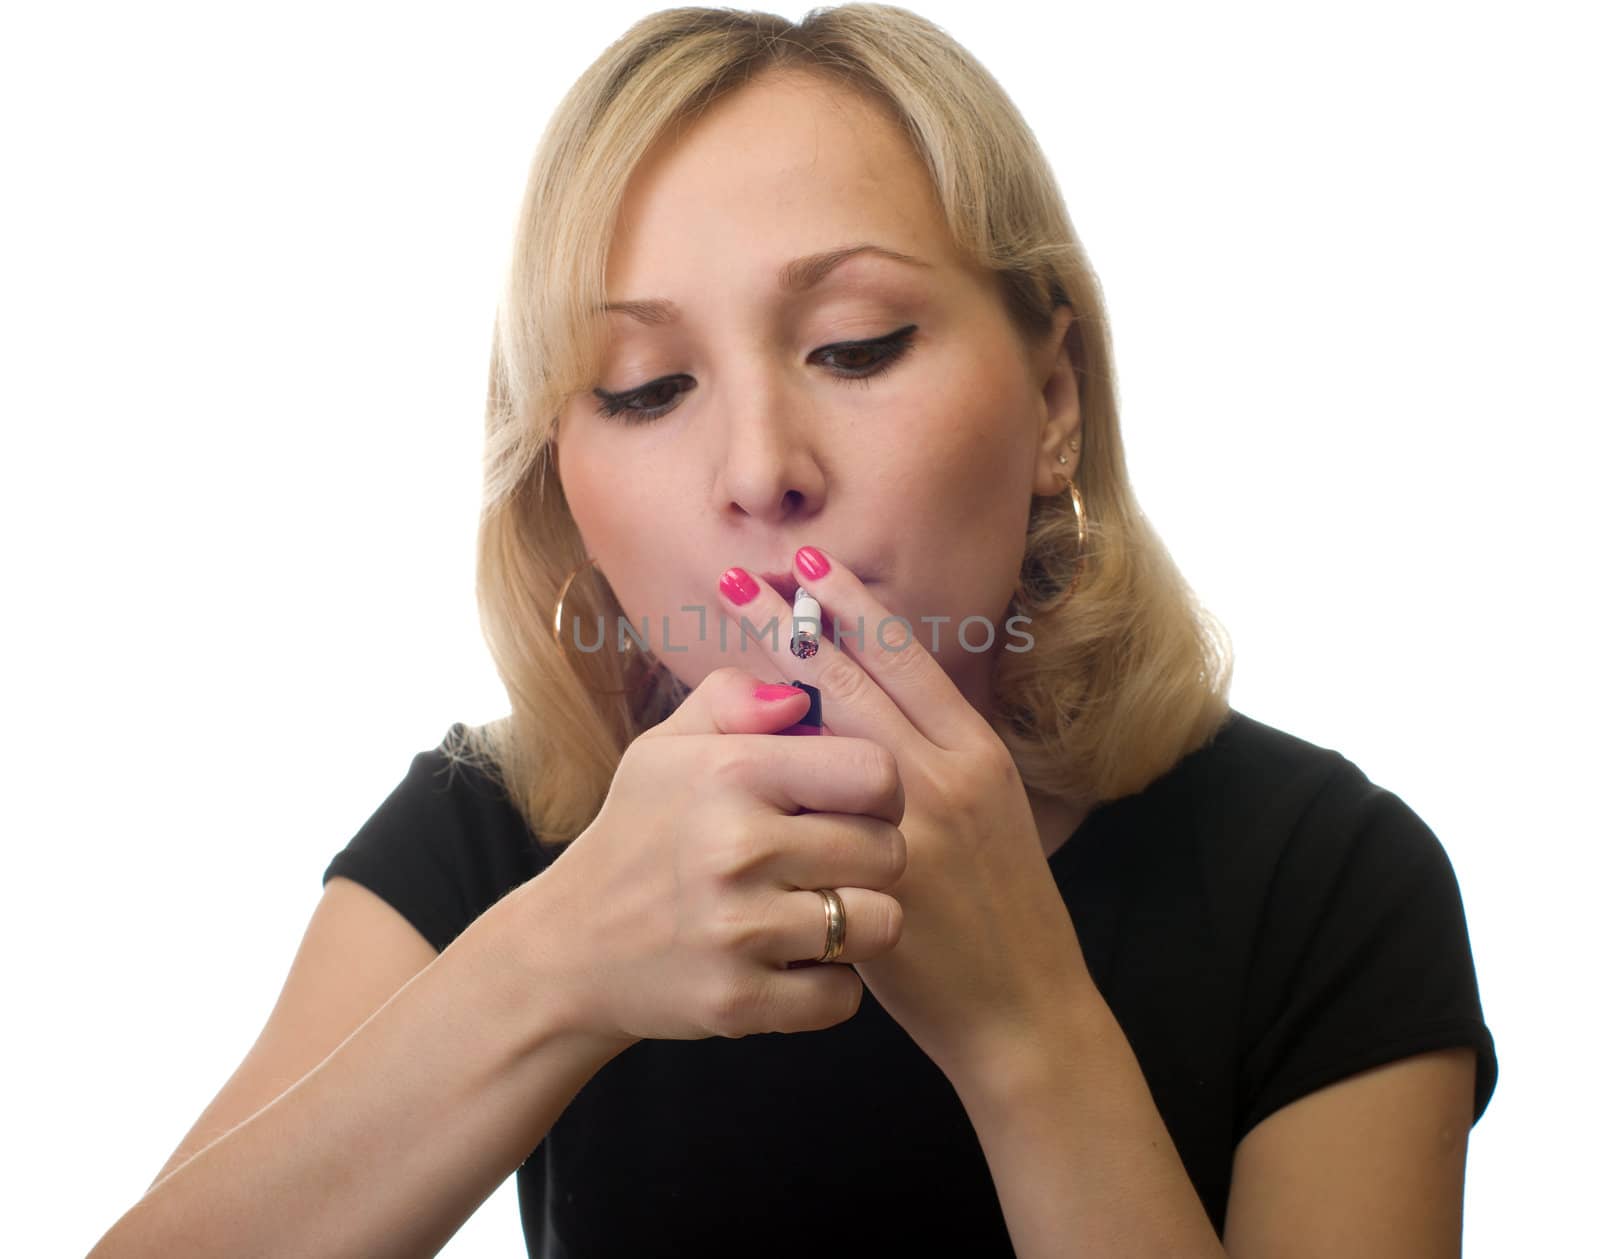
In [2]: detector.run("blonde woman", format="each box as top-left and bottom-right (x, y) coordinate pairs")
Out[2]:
(91, 6), (1496, 1257)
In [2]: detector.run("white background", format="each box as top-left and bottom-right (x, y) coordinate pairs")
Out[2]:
(4, 2), (1592, 1255)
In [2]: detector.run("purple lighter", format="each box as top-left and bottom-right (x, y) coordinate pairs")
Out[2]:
(777, 680), (823, 735)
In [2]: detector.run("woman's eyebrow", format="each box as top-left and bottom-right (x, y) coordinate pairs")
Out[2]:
(593, 242), (932, 326)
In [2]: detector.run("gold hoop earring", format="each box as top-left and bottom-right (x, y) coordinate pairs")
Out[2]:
(1019, 458), (1087, 609)
(551, 556), (666, 696)
(1059, 475), (1087, 600)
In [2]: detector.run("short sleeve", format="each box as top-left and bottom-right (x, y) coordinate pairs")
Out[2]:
(322, 723), (551, 955)
(1235, 762), (1498, 1142)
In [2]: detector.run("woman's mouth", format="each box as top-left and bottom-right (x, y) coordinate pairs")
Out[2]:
(758, 571), (853, 648)
(759, 572), (802, 601)
(758, 570), (872, 601)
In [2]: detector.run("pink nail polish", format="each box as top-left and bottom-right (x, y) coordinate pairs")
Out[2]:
(754, 683), (805, 701)
(720, 567), (759, 605)
(796, 547), (830, 581)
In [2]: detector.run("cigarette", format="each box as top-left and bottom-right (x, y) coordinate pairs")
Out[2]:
(790, 585), (821, 659)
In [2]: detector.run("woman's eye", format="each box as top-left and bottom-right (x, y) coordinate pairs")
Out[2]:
(824, 344), (880, 372)
(591, 324), (918, 425)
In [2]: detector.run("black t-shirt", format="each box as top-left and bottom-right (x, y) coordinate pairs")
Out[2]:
(322, 708), (1497, 1255)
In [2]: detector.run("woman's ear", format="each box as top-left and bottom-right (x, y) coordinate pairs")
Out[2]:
(1043, 305), (1078, 395)
(1031, 309), (1081, 495)
(1032, 420), (1082, 497)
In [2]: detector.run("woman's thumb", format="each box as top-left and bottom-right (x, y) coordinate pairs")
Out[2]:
(645, 666), (817, 739)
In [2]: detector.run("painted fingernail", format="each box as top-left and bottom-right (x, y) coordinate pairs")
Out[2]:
(796, 546), (830, 581)
(754, 683), (805, 701)
(719, 566), (759, 605)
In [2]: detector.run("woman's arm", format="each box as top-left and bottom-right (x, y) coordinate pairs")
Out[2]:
(87, 877), (628, 1259)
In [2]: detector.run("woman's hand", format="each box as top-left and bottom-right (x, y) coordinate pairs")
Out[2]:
(714, 546), (1097, 1087)
(529, 666), (909, 1046)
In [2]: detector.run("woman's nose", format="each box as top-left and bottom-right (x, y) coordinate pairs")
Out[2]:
(713, 399), (828, 522)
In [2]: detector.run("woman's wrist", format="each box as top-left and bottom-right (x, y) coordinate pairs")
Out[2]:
(465, 868), (639, 1069)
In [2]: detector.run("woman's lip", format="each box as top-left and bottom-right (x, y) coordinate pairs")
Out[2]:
(757, 571), (871, 601)
(759, 572), (801, 601)
(743, 570), (879, 651)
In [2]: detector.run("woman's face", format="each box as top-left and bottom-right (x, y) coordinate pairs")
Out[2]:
(554, 69), (1080, 716)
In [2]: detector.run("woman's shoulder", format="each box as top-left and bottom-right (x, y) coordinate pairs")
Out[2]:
(1080, 705), (1441, 879)
(1196, 713), (1433, 844)
(321, 721), (549, 953)
(1091, 707), (1361, 831)
(416, 721), (511, 800)
(1195, 712), (1499, 1131)
(1191, 707), (1354, 787)
(1152, 708), (1464, 917)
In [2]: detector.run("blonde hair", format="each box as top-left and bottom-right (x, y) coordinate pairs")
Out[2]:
(449, 3), (1233, 844)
